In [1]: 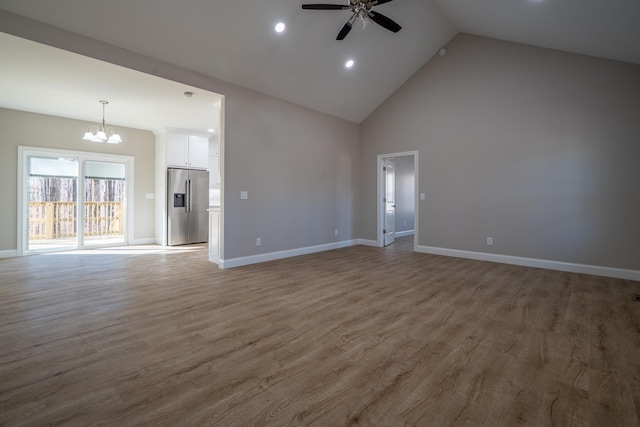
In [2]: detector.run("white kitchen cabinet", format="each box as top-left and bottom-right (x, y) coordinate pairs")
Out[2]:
(166, 133), (188, 166)
(166, 132), (208, 169)
(208, 207), (220, 264)
(208, 138), (219, 156)
(209, 155), (221, 187)
(188, 136), (209, 168)
(208, 138), (221, 187)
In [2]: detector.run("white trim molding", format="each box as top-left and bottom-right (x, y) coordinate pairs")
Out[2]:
(0, 250), (17, 258)
(219, 239), (358, 269)
(417, 245), (640, 281)
(17, 146), (135, 256)
(131, 238), (156, 245)
(357, 239), (379, 247)
(377, 151), (419, 250)
(395, 230), (414, 238)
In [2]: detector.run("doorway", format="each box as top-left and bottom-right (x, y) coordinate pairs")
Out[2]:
(383, 158), (396, 246)
(377, 151), (418, 251)
(18, 146), (134, 255)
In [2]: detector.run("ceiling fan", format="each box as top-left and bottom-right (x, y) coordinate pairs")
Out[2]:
(302, 0), (402, 40)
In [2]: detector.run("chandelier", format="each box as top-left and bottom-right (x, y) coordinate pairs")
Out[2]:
(82, 100), (123, 144)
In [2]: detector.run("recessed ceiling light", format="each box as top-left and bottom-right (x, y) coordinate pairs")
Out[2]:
(345, 59), (354, 69)
(275, 22), (285, 33)
(208, 129), (215, 133)
(183, 91), (194, 97)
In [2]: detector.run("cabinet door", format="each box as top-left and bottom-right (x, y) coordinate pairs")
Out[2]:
(188, 136), (209, 169)
(209, 138), (219, 156)
(166, 133), (188, 167)
(209, 155), (221, 187)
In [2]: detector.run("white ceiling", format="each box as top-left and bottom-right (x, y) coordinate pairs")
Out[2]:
(0, 0), (639, 131)
(0, 33), (222, 135)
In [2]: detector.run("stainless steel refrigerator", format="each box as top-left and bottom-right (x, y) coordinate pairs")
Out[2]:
(167, 168), (209, 245)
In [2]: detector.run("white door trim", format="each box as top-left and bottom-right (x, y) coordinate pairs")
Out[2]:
(377, 151), (419, 251)
(17, 146), (135, 256)
(383, 158), (396, 247)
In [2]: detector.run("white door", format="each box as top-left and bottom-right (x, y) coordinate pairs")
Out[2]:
(26, 155), (79, 252)
(383, 159), (396, 246)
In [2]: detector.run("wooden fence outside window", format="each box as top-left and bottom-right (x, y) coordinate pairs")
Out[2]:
(29, 201), (124, 240)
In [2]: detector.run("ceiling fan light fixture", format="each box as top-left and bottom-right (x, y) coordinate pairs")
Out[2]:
(301, 0), (401, 40)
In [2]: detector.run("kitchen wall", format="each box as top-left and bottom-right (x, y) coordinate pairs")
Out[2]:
(360, 33), (640, 271)
(1, 12), (360, 263)
(0, 108), (156, 253)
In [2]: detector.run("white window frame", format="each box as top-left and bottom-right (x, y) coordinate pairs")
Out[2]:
(17, 146), (135, 255)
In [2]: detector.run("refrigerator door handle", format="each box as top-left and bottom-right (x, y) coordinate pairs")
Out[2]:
(185, 179), (189, 212)
(188, 179), (193, 212)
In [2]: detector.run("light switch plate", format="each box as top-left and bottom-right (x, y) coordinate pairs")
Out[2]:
(240, 191), (248, 200)
(145, 193), (155, 199)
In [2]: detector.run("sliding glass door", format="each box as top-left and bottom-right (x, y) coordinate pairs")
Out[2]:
(20, 147), (132, 254)
(27, 156), (79, 252)
(83, 161), (126, 247)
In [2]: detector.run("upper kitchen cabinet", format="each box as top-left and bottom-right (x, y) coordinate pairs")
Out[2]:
(165, 132), (208, 169)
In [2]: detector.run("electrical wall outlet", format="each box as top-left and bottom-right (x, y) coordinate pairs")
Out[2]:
(334, 229), (339, 236)
(486, 237), (493, 246)
(256, 237), (261, 246)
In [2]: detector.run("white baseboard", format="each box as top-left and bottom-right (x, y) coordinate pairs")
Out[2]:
(0, 249), (17, 258)
(357, 239), (379, 247)
(0, 240), (165, 258)
(130, 238), (156, 245)
(219, 239), (358, 269)
(395, 230), (415, 238)
(417, 245), (640, 281)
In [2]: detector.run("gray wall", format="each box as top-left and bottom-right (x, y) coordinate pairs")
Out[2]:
(224, 88), (359, 258)
(360, 34), (640, 270)
(0, 108), (156, 250)
(1, 12), (360, 260)
(393, 156), (415, 234)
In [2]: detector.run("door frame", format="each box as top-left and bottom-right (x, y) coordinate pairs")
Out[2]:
(377, 151), (419, 250)
(17, 146), (135, 255)
(383, 158), (396, 247)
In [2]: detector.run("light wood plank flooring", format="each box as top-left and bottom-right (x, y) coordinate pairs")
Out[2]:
(1, 237), (639, 426)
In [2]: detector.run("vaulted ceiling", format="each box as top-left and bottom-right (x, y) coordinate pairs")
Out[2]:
(0, 0), (639, 130)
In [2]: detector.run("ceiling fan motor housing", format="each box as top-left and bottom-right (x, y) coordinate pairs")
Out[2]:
(302, 0), (401, 40)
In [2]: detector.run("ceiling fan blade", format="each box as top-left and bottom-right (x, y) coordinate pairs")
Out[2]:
(302, 4), (351, 10)
(337, 21), (353, 40)
(371, 0), (394, 5)
(368, 10), (402, 33)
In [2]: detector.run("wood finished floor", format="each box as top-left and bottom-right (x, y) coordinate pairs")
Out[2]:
(1, 237), (639, 426)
